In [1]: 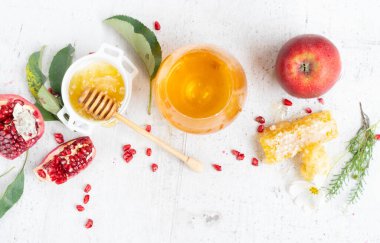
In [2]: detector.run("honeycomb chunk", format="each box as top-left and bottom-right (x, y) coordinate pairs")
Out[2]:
(300, 143), (330, 181)
(259, 111), (338, 163)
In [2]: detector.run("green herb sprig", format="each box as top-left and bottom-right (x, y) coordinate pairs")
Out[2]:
(327, 103), (378, 204)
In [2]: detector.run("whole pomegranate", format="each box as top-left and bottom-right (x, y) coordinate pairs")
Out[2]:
(34, 136), (96, 184)
(0, 94), (45, 160)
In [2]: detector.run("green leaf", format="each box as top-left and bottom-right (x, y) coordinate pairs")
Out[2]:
(104, 15), (162, 114)
(104, 15), (162, 78)
(26, 47), (46, 98)
(49, 44), (75, 95)
(34, 102), (58, 121)
(37, 86), (61, 115)
(0, 151), (28, 219)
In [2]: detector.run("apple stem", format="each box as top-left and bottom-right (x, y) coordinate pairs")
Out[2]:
(300, 63), (311, 74)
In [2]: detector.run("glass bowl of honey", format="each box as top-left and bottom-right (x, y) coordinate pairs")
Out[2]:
(153, 45), (247, 134)
(57, 44), (138, 134)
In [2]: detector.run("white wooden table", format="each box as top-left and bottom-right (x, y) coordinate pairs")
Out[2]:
(1, 0), (380, 242)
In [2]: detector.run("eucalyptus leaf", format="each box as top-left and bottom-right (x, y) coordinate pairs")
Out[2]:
(0, 151), (28, 219)
(34, 102), (58, 121)
(37, 86), (61, 115)
(49, 44), (75, 95)
(26, 47), (46, 98)
(104, 15), (162, 114)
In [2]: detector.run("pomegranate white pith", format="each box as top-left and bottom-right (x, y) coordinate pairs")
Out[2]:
(34, 137), (96, 184)
(0, 94), (45, 160)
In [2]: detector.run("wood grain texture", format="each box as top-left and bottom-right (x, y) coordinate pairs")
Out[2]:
(0, 0), (380, 242)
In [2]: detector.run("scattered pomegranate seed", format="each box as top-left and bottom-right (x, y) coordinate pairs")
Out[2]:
(123, 144), (131, 151)
(54, 133), (64, 144)
(124, 155), (133, 163)
(151, 163), (158, 172)
(154, 21), (161, 30)
(237, 153), (245, 160)
(251, 157), (259, 166)
(255, 116), (266, 124)
(122, 144), (136, 163)
(146, 148), (152, 156)
(257, 125), (265, 133)
(145, 124), (151, 132)
(76, 205), (85, 212)
(231, 149), (240, 156)
(305, 107), (312, 114)
(84, 184), (91, 193)
(129, 149), (136, 155)
(212, 164), (222, 171)
(318, 97), (325, 105)
(83, 194), (90, 204)
(375, 134), (380, 140)
(283, 98), (293, 106)
(231, 149), (245, 160)
(85, 219), (93, 229)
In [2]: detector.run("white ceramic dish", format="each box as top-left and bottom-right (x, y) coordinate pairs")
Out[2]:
(57, 43), (138, 135)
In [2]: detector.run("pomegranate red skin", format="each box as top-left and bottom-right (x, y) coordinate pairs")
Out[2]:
(0, 94), (45, 160)
(275, 34), (341, 98)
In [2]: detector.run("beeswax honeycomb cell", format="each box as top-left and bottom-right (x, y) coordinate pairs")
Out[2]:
(259, 111), (338, 163)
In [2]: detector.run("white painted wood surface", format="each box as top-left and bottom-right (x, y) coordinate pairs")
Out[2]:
(1, 0), (380, 242)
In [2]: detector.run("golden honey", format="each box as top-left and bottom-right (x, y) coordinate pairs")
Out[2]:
(154, 46), (247, 134)
(69, 62), (125, 119)
(165, 51), (232, 118)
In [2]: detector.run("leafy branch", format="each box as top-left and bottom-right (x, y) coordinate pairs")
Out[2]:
(327, 103), (378, 203)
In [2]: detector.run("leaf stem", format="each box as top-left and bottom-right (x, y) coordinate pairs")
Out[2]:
(0, 167), (15, 178)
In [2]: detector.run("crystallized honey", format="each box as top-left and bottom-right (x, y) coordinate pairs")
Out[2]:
(164, 50), (233, 118)
(69, 62), (125, 120)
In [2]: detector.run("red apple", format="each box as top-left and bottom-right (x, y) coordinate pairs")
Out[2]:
(275, 34), (341, 98)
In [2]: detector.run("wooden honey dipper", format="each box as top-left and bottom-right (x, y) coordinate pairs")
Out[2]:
(78, 88), (203, 172)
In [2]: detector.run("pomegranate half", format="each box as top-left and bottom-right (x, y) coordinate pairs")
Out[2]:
(34, 136), (96, 184)
(0, 94), (45, 160)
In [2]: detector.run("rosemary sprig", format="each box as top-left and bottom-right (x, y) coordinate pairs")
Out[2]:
(327, 103), (378, 203)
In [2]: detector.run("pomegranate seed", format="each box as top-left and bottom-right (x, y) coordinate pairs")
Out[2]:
(83, 194), (90, 204)
(48, 88), (56, 95)
(231, 149), (240, 156)
(212, 164), (222, 171)
(124, 155), (133, 163)
(37, 169), (46, 178)
(85, 219), (93, 229)
(375, 134), (380, 140)
(84, 184), (91, 193)
(54, 133), (64, 144)
(146, 148), (152, 156)
(151, 163), (158, 172)
(237, 153), (245, 160)
(318, 97), (325, 105)
(129, 149), (136, 155)
(305, 107), (312, 114)
(76, 205), (85, 212)
(122, 144), (131, 151)
(283, 98), (293, 106)
(251, 157), (259, 166)
(154, 21), (161, 30)
(145, 124), (151, 132)
(257, 125), (265, 133)
(255, 116), (265, 124)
